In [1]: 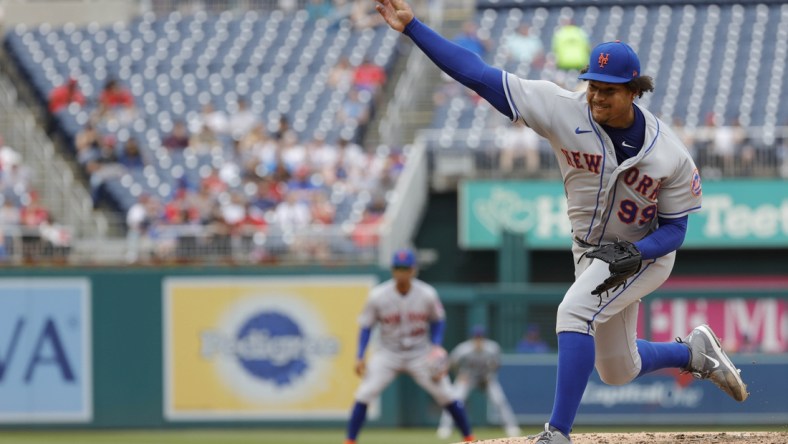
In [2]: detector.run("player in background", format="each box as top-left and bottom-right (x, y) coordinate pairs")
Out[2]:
(436, 325), (521, 439)
(343, 248), (474, 444)
(374, 1), (748, 443)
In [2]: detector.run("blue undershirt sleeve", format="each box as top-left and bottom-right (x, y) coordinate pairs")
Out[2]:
(403, 18), (512, 119)
(356, 327), (372, 360)
(634, 216), (688, 260)
(430, 319), (446, 346)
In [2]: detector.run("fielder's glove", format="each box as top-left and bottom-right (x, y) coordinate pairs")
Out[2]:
(585, 240), (642, 296)
(427, 346), (449, 382)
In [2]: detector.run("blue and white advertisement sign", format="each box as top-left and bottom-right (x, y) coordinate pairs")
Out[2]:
(0, 279), (92, 423)
(495, 354), (788, 425)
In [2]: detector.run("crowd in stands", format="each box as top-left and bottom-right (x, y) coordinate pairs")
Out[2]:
(431, 15), (788, 180)
(46, 47), (398, 264)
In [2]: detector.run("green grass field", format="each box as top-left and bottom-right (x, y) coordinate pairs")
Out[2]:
(0, 426), (785, 444)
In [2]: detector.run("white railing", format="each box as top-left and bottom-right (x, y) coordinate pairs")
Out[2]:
(0, 75), (109, 240)
(418, 126), (788, 183)
(377, 141), (429, 267)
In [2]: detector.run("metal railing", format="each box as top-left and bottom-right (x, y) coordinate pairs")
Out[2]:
(419, 126), (788, 187)
(0, 74), (109, 241)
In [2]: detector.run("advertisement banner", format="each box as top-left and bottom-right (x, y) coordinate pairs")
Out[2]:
(640, 298), (788, 353)
(0, 279), (92, 423)
(459, 179), (788, 249)
(164, 276), (376, 421)
(497, 354), (788, 425)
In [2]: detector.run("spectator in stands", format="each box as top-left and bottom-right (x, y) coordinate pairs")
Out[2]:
(97, 78), (136, 126)
(250, 177), (282, 213)
(711, 115), (746, 176)
(20, 191), (49, 228)
(280, 131), (307, 173)
(351, 194), (386, 253)
(503, 24), (544, 68)
(778, 125), (788, 178)
(274, 190), (312, 229)
(118, 137), (147, 170)
(306, 0), (335, 20)
(498, 120), (541, 176)
(125, 194), (162, 263)
(353, 57), (387, 94)
(220, 191), (247, 228)
(75, 122), (101, 165)
(350, 0), (385, 29)
(190, 102), (229, 136)
(189, 123), (222, 155)
(329, 57), (355, 89)
(310, 190), (336, 225)
(48, 77), (85, 113)
(39, 214), (71, 260)
(551, 17), (591, 72)
(238, 123), (275, 178)
(85, 134), (125, 207)
(0, 196), (20, 226)
(288, 165), (318, 193)
(272, 115), (296, 142)
(0, 140), (31, 194)
(452, 21), (491, 59)
(337, 88), (370, 127)
(516, 324), (551, 353)
(162, 121), (190, 150)
(228, 97), (259, 142)
(671, 117), (696, 161)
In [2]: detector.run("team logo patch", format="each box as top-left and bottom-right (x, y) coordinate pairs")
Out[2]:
(598, 53), (609, 68)
(690, 168), (702, 197)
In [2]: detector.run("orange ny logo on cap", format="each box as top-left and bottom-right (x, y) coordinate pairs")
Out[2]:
(598, 53), (609, 68)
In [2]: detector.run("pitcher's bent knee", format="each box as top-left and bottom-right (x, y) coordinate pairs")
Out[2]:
(597, 362), (639, 386)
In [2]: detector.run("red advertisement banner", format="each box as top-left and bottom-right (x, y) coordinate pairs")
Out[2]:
(641, 298), (788, 353)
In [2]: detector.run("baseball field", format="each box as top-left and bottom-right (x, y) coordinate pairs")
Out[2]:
(1, 427), (787, 444)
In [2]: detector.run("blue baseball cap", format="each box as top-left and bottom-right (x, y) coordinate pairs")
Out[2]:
(471, 325), (486, 337)
(578, 40), (641, 84)
(392, 248), (416, 268)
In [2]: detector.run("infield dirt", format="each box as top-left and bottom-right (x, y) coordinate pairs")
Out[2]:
(468, 431), (788, 443)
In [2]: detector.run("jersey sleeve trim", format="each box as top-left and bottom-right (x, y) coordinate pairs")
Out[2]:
(658, 205), (702, 218)
(641, 105), (660, 157)
(503, 71), (521, 123)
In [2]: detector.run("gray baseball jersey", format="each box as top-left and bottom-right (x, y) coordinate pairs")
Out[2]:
(503, 76), (702, 245)
(357, 278), (445, 355)
(438, 338), (520, 436)
(354, 278), (454, 405)
(449, 338), (501, 385)
(501, 75), (702, 386)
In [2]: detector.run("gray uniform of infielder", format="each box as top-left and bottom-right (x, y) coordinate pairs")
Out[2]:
(503, 77), (702, 383)
(354, 278), (454, 404)
(437, 333), (520, 438)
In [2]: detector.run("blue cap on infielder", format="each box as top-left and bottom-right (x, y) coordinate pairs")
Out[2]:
(392, 248), (416, 268)
(578, 40), (641, 84)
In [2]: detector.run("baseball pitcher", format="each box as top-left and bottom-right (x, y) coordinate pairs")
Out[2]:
(375, 1), (748, 443)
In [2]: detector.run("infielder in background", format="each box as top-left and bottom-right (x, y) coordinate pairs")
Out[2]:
(344, 248), (475, 444)
(437, 325), (521, 439)
(375, 1), (749, 443)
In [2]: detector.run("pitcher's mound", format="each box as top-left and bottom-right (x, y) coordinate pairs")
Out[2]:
(467, 431), (788, 444)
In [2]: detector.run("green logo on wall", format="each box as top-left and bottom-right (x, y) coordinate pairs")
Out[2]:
(459, 179), (788, 249)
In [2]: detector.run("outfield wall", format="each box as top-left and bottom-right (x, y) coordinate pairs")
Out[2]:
(0, 268), (785, 428)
